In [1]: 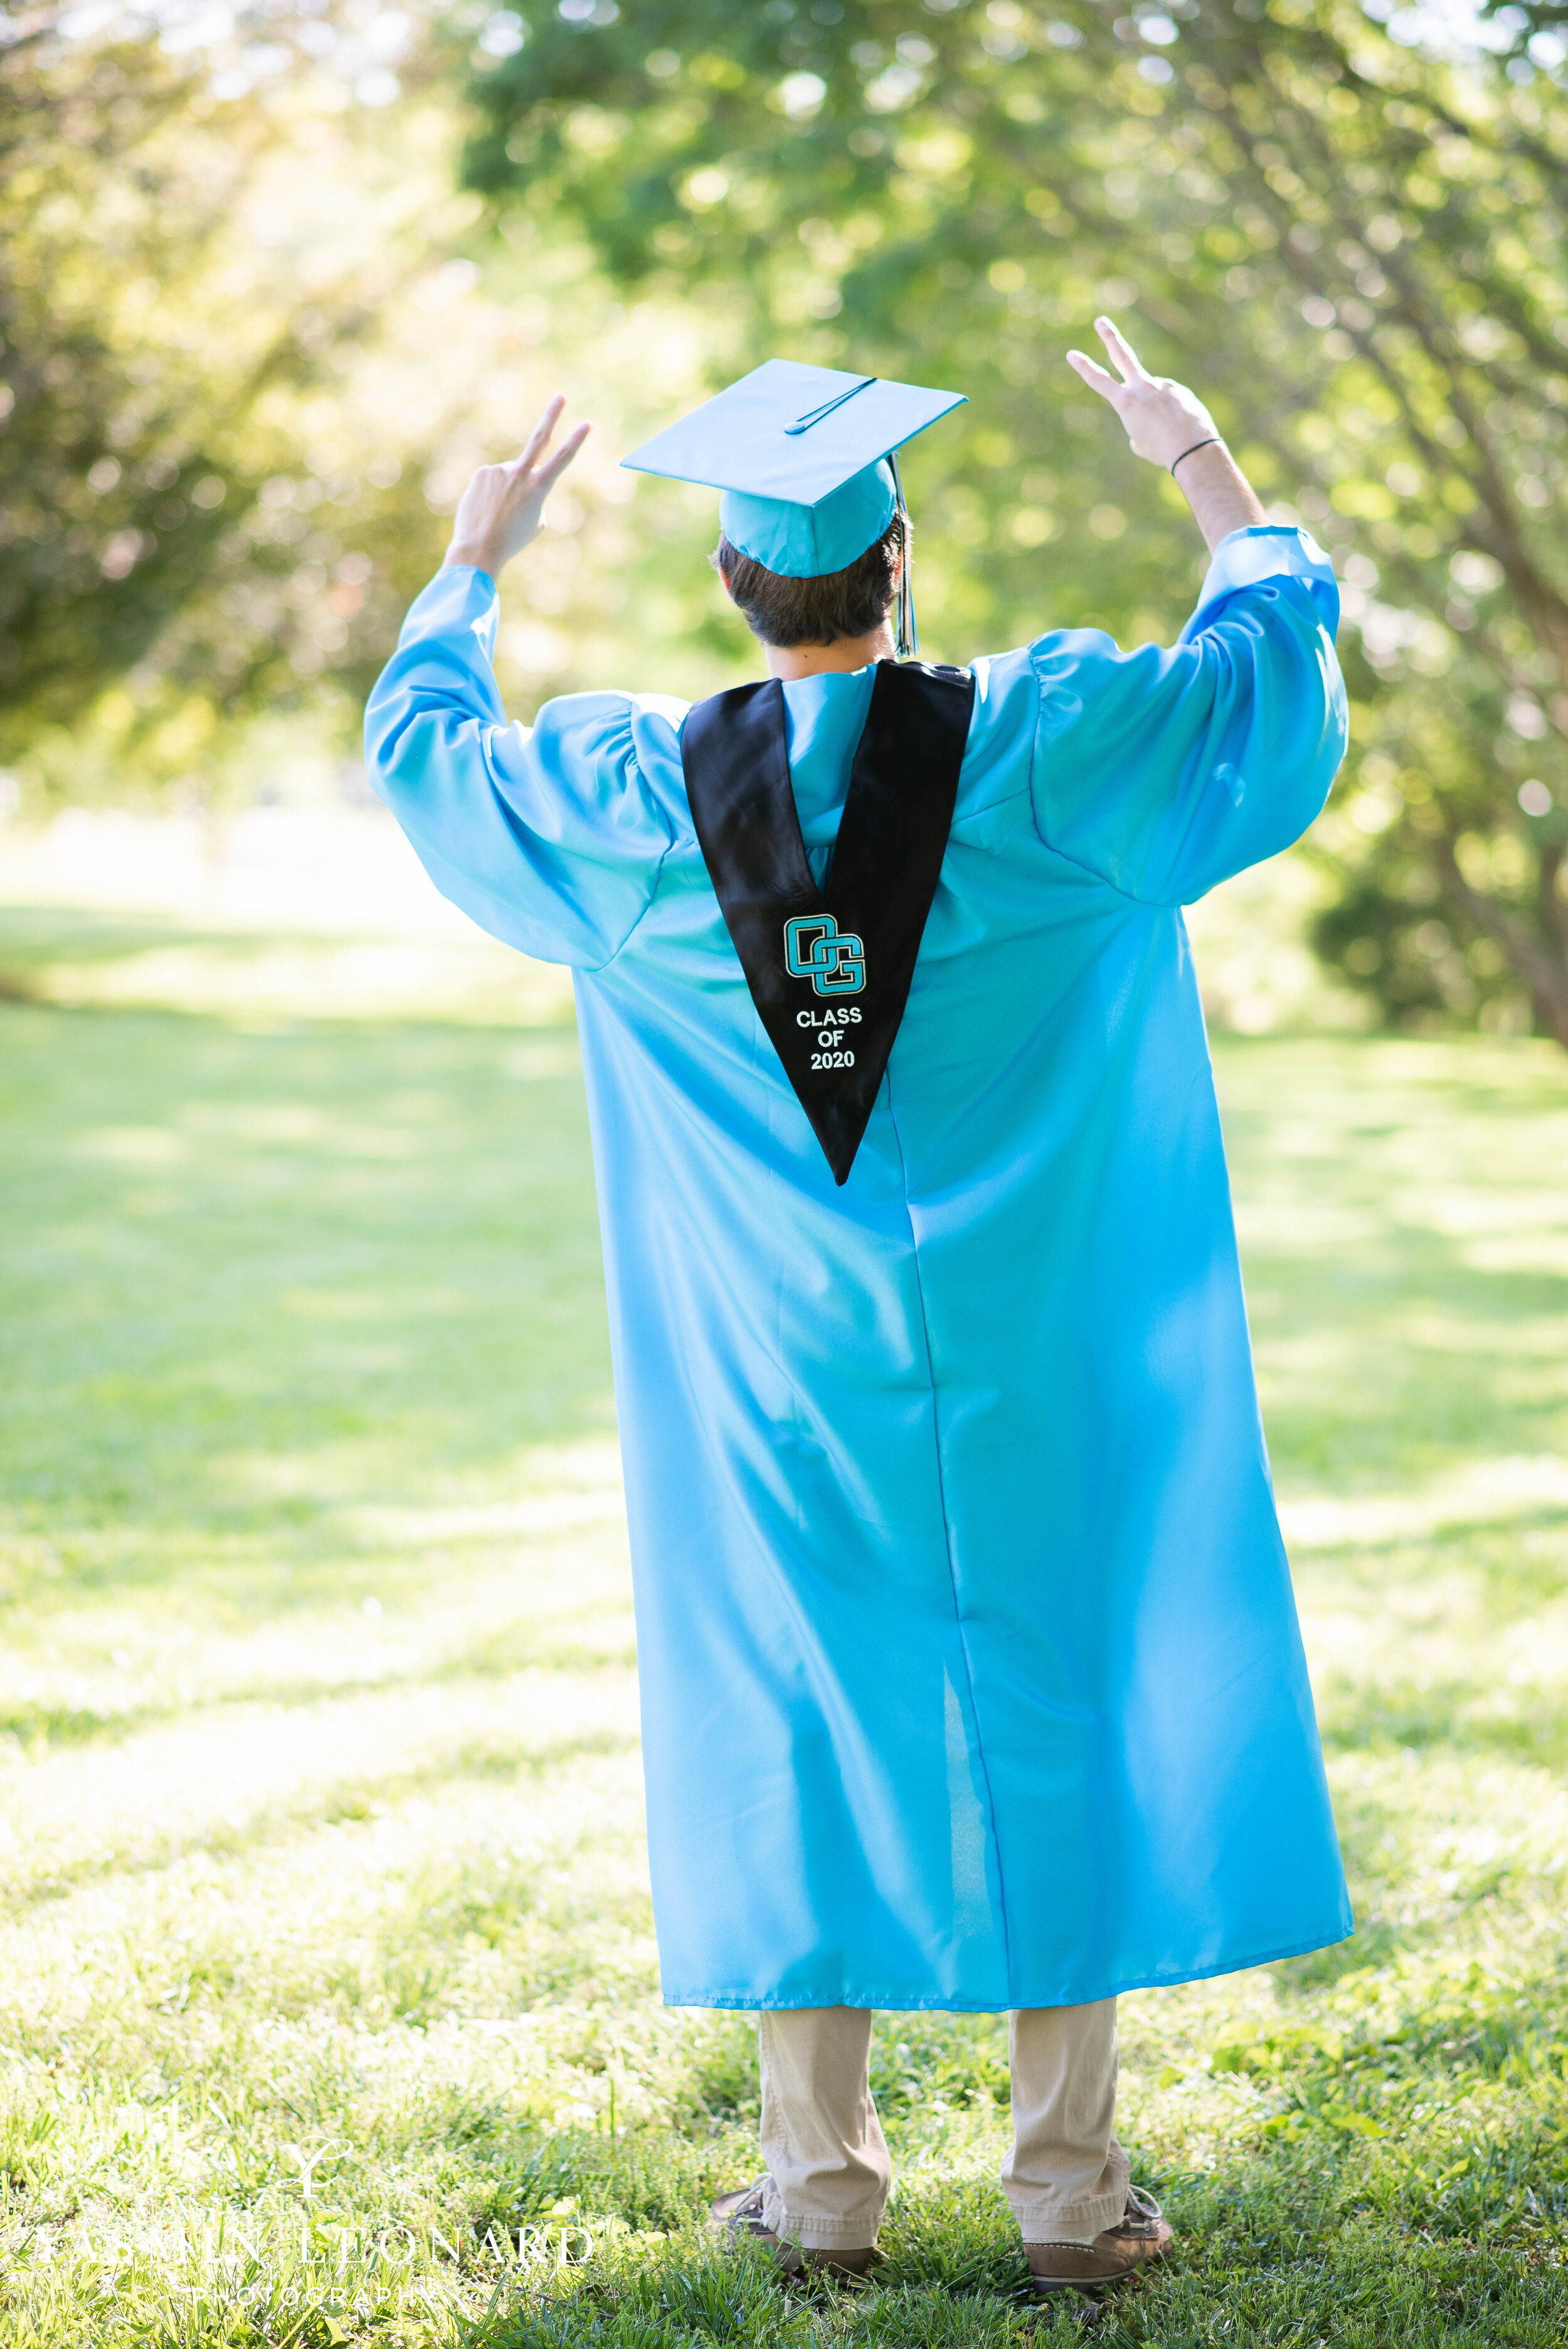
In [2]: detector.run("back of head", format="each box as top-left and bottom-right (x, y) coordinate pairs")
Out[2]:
(623, 360), (961, 662)
(712, 515), (906, 649)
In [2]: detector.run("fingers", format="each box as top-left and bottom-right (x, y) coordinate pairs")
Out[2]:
(1066, 349), (1121, 401)
(538, 422), (592, 489)
(516, 393), (568, 472)
(1095, 315), (1149, 384)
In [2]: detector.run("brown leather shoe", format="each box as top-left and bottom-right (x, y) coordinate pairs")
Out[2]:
(1027, 2185), (1173, 2294)
(710, 2178), (876, 2279)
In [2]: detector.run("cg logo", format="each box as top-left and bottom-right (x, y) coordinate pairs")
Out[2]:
(783, 913), (866, 997)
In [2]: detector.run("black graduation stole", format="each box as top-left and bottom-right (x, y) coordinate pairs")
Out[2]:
(681, 659), (976, 1186)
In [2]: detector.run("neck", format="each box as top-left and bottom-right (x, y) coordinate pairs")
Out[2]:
(764, 620), (896, 681)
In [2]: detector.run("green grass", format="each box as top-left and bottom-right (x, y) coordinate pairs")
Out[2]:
(3, 908), (1568, 2346)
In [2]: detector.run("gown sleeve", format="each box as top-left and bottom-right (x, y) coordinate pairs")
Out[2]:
(1027, 524), (1347, 906)
(363, 564), (676, 968)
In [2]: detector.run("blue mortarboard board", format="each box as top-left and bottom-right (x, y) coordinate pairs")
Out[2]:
(621, 359), (965, 583)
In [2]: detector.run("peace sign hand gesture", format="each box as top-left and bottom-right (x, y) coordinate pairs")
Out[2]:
(445, 395), (592, 578)
(1066, 317), (1220, 470)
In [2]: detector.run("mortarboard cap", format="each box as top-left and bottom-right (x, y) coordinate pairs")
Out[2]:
(621, 359), (965, 581)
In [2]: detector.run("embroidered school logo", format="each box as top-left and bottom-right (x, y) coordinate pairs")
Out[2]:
(783, 914), (867, 998)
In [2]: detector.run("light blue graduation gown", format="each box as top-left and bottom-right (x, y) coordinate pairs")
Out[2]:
(366, 524), (1353, 2010)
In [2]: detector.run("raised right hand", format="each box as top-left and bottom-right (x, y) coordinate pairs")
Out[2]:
(1066, 317), (1219, 470)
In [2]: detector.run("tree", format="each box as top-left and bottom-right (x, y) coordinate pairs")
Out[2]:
(462, 0), (1568, 1042)
(0, 4), (452, 802)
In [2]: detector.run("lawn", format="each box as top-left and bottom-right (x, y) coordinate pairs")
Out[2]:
(3, 897), (1568, 2348)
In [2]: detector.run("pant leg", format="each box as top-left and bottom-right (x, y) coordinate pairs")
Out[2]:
(1001, 1999), (1130, 2246)
(756, 2007), (891, 2251)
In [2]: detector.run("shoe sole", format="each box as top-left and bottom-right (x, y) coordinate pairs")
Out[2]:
(1030, 2251), (1167, 2298)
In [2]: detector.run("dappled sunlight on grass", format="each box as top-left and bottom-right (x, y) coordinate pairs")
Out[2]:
(24, 937), (577, 1029)
(2, 915), (1567, 2342)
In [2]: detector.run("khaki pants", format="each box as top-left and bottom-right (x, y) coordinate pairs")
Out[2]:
(756, 2002), (1128, 2252)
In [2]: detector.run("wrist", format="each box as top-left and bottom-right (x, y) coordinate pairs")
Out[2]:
(1172, 441), (1246, 494)
(1168, 433), (1223, 477)
(444, 541), (507, 576)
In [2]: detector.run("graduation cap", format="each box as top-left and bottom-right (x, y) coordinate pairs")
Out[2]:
(621, 359), (965, 659)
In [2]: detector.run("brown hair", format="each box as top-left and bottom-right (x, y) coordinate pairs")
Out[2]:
(711, 515), (906, 648)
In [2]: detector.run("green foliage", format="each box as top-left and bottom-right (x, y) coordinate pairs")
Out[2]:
(0, 5), (783, 811)
(17, 4), (1568, 1036)
(464, 0), (1568, 1039)
(0, 21), (268, 726)
(4, 904), (1568, 2341)
(0, 7), (462, 800)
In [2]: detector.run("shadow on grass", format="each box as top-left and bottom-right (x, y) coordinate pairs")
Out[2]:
(1319, 1678), (1568, 1771)
(0, 1631), (639, 1754)
(0, 904), (350, 968)
(2, 996), (613, 1625)
(8, 999), (1568, 2340)
(2, 1727), (639, 1919)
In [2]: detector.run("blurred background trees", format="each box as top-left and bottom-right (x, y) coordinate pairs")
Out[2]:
(2, 3), (437, 800)
(0, 0), (683, 813)
(6, 0), (1568, 1041)
(469, 0), (1568, 1037)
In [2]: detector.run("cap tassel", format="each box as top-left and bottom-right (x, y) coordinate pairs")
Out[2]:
(889, 450), (918, 662)
(784, 374), (877, 435)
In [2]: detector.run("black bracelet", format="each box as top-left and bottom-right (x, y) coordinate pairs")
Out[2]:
(1170, 436), (1222, 477)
